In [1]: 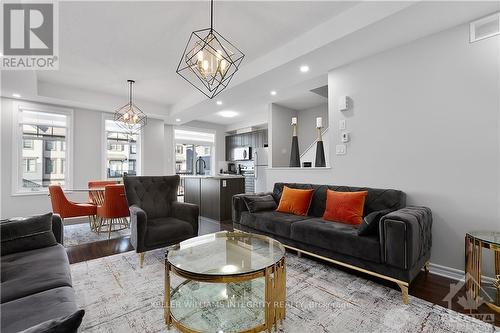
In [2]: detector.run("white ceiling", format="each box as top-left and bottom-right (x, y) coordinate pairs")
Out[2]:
(36, 1), (358, 106)
(2, 1), (499, 129)
(274, 91), (327, 111)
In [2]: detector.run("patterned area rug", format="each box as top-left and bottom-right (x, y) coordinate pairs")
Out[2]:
(64, 222), (130, 247)
(71, 250), (498, 333)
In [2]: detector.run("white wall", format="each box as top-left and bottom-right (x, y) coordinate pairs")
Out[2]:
(267, 23), (500, 275)
(297, 102), (328, 155)
(0, 98), (166, 218)
(269, 104), (297, 167)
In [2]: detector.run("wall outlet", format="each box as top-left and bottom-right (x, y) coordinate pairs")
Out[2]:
(222, 180), (227, 187)
(336, 144), (346, 155)
(339, 119), (346, 130)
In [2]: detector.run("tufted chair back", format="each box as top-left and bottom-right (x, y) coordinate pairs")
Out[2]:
(123, 175), (179, 219)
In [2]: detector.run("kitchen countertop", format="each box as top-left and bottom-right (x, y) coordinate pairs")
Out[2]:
(180, 174), (245, 179)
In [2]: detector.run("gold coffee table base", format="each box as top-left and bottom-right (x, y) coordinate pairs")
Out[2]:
(465, 233), (500, 312)
(164, 258), (286, 333)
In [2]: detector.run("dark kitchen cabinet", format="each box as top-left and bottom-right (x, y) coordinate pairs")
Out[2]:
(225, 129), (268, 161)
(184, 177), (245, 221)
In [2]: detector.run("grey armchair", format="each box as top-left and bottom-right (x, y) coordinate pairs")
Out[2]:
(123, 175), (199, 267)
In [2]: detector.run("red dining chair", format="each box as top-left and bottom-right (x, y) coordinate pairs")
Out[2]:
(95, 184), (130, 239)
(88, 180), (119, 200)
(48, 185), (97, 227)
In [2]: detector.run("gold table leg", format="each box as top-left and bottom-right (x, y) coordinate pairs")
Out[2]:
(164, 259), (171, 328)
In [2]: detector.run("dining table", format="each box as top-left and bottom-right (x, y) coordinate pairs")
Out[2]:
(67, 188), (106, 206)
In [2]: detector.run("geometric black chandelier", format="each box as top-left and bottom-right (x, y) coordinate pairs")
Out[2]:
(113, 80), (147, 134)
(176, 0), (244, 99)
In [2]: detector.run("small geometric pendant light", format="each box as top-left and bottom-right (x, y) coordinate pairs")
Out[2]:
(176, 0), (244, 99)
(113, 80), (147, 134)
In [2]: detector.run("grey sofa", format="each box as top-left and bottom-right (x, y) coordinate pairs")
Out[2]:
(1, 213), (84, 333)
(124, 175), (199, 267)
(233, 182), (432, 304)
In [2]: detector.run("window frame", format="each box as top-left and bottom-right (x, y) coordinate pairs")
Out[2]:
(173, 126), (216, 176)
(101, 113), (142, 180)
(12, 102), (74, 196)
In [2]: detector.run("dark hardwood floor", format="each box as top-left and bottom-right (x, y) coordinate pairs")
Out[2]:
(66, 218), (499, 327)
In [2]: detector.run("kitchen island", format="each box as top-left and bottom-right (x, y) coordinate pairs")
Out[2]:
(182, 175), (245, 221)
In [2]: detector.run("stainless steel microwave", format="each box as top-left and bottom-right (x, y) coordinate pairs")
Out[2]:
(233, 147), (251, 160)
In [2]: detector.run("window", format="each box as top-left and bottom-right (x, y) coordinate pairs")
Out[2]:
(174, 129), (215, 176)
(23, 158), (37, 172)
(45, 140), (56, 151)
(23, 140), (34, 149)
(13, 104), (73, 193)
(104, 119), (141, 179)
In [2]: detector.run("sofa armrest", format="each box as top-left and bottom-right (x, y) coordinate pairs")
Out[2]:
(379, 206), (432, 270)
(232, 192), (273, 223)
(172, 201), (199, 236)
(129, 205), (148, 252)
(52, 214), (64, 245)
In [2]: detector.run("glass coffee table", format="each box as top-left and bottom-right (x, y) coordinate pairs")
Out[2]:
(164, 231), (286, 332)
(465, 231), (500, 313)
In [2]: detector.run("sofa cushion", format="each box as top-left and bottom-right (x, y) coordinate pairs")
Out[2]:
(323, 190), (368, 225)
(1, 287), (78, 333)
(1, 213), (57, 256)
(145, 217), (194, 247)
(243, 195), (277, 213)
(19, 310), (84, 333)
(239, 211), (309, 238)
(276, 186), (314, 216)
(291, 218), (381, 263)
(1, 244), (72, 303)
(358, 209), (392, 236)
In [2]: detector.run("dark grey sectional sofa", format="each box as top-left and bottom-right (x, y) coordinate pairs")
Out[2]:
(1, 213), (84, 333)
(232, 182), (433, 304)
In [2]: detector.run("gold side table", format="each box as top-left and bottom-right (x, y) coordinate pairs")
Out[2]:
(465, 231), (500, 313)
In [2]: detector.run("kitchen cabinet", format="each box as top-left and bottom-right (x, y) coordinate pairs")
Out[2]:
(183, 176), (245, 221)
(225, 129), (268, 161)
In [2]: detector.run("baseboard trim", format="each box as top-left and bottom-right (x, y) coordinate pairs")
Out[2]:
(427, 262), (495, 284)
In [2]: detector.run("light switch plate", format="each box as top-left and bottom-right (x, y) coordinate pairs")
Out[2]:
(341, 132), (349, 143)
(339, 120), (346, 130)
(336, 144), (346, 155)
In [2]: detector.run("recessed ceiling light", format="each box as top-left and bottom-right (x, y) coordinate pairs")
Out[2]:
(270, 91), (277, 96)
(216, 100), (223, 105)
(217, 110), (238, 118)
(300, 65), (309, 73)
(12, 93), (21, 98)
(175, 118), (181, 122)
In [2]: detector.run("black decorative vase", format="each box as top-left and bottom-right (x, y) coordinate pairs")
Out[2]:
(315, 140), (326, 167)
(289, 136), (301, 167)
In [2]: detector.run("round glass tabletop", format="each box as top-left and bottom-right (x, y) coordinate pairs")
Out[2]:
(467, 231), (500, 246)
(167, 231), (285, 276)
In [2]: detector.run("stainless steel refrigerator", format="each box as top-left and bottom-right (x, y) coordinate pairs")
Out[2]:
(253, 147), (268, 193)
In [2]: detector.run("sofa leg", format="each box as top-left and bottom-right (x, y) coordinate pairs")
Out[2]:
(424, 261), (430, 274)
(139, 252), (145, 268)
(397, 283), (409, 305)
(297, 251), (302, 258)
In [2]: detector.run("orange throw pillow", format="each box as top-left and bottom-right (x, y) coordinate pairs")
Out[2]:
(276, 186), (314, 216)
(323, 190), (368, 225)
